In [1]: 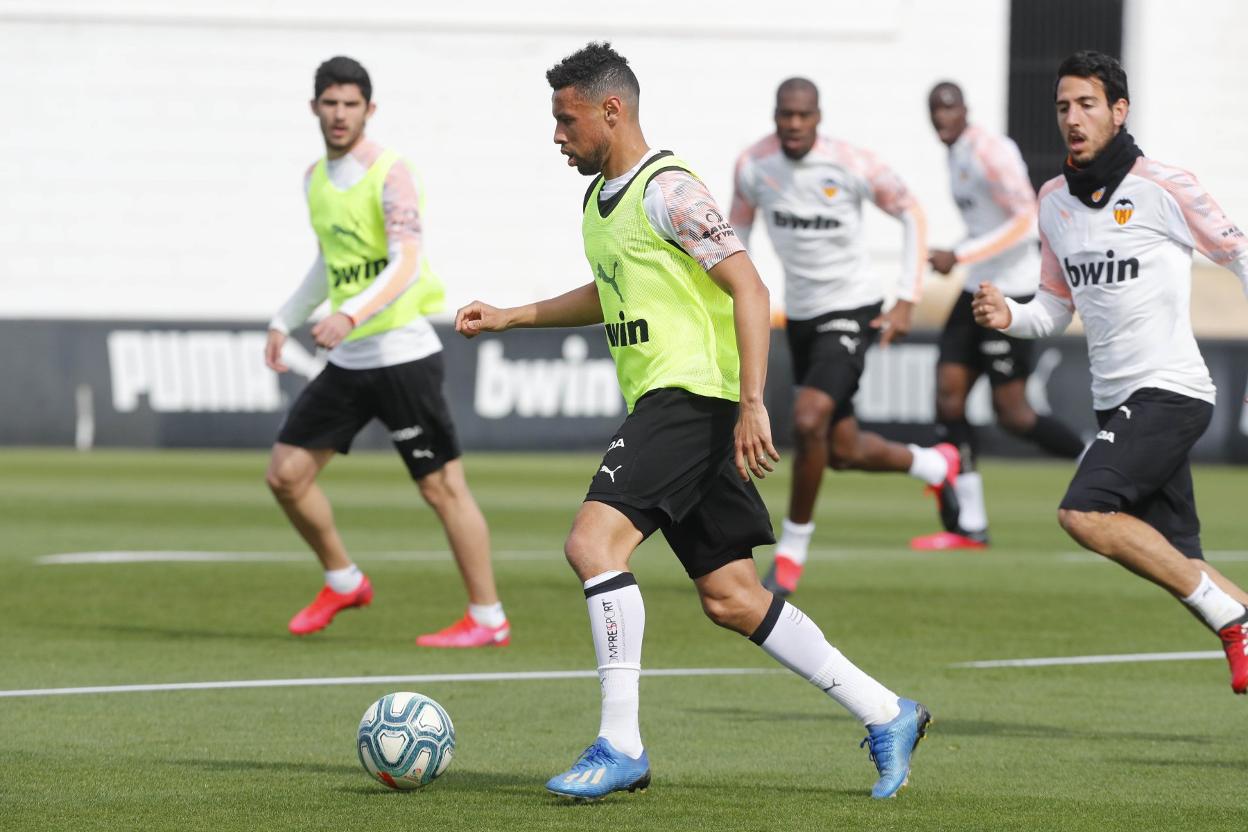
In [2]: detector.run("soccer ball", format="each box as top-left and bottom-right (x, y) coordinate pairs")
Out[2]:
(357, 691), (455, 790)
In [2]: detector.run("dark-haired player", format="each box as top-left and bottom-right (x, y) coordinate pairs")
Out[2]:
(974, 51), (1248, 693)
(731, 78), (959, 594)
(457, 42), (929, 801)
(918, 81), (1085, 550)
(265, 56), (510, 647)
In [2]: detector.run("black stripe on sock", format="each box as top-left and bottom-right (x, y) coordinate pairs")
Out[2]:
(584, 572), (637, 599)
(748, 593), (786, 645)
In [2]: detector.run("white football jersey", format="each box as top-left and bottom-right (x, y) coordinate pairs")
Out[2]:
(1004, 156), (1248, 410)
(730, 134), (927, 320)
(946, 125), (1040, 297)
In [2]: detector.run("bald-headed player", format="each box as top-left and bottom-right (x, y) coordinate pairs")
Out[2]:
(457, 42), (929, 800)
(974, 51), (1248, 694)
(920, 81), (1085, 550)
(265, 57), (509, 647)
(731, 78), (959, 596)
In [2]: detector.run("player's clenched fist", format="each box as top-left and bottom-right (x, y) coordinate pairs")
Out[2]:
(972, 282), (1013, 330)
(455, 301), (507, 338)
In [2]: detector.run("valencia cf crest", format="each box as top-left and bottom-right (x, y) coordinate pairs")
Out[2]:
(1091, 187), (1106, 203)
(821, 178), (840, 199)
(1113, 198), (1134, 226)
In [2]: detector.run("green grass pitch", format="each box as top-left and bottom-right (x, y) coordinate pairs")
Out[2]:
(1, 449), (1245, 831)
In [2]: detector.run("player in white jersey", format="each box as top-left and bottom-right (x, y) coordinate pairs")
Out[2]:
(919, 82), (1085, 551)
(731, 78), (961, 596)
(974, 51), (1248, 694)
(264, 57), (509, 647)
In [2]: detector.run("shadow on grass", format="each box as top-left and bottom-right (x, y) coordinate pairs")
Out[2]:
(933, 717), (1211, 744)
(1114, 757), (1242, 770)
(161, 758), (359, 776)
(340, 769), (545, 796)
(88, 622), (376, 646)
(677, 705), (851, 724)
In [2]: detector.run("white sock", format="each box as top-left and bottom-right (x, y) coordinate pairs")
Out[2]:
(776, 519), (816, 565)
(907, 444), (948, 486)
(584, 570), (645, 758)
(955, 472), (988, 533)
(324, 564), (363, 594)
(752, 599), (901, 726)
(1183, 572), (1246, 630)
(468, 602), (506, 628)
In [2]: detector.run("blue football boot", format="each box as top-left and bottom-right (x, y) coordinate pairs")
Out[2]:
(860, 698), (932, 799)
(545, 737), (651, 800)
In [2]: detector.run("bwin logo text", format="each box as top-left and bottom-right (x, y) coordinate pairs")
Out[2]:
(1063, 250), (1140, 288)
(604, 311), (649, 348)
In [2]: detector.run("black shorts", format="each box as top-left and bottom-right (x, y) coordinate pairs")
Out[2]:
(1060, 388), (1213, 558)
(938, 290), (1035, 386)
(584, 388), (776, 579)
(277, 353), (462, 480)
(785, 302), (882, 423)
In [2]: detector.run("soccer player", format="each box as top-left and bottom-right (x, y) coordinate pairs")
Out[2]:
(264, 57), (510, 648)
(730, 78), (959, 596)
(920, 81), (1085, 551)
(456, 42), (929, 800)
(973, 51), (1248, 693)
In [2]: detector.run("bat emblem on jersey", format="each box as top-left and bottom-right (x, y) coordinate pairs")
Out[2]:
(821, 177), (840, 199)
(596, 261), (624, 302)
(1113, 198), (1134, 226)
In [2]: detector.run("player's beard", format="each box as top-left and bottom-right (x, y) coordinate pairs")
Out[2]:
(576, 141), (608, 176)
(323, 121), (363, 154)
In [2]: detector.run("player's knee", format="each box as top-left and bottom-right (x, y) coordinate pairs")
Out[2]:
(935, 392), (965, 423)
(1058, 508), (1101, 545)
(793, 406), (832, 445)
(563, 528), (595, 573)
(699, 591), (751, 633)
(995, 403), (1035, 436)
(417, 470), (457, 509)
(827, 434), (857, 469)
(265, 458), (311, 501)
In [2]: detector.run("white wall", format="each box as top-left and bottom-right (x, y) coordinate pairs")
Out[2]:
(1123, 0), (1248, 244)
(0, 0), (1009, 320)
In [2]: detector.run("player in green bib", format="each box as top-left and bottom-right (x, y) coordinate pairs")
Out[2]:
(263, 57), (509, 649)
(455, 42), (930, 801)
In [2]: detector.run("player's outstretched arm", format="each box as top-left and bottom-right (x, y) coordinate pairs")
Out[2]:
(455, 282), (604, 338)
(972, 282), (1013, 329)
(707, 251), (780, 482)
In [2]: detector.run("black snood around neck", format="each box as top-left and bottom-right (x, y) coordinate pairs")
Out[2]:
(1062, 129), (1143, 209)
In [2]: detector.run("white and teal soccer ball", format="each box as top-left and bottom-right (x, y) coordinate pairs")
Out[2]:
(357, 691), (455, 790)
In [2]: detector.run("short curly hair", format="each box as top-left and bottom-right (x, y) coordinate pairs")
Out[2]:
(546, 41), (639, 105)
(1055, 50), (1129, 105)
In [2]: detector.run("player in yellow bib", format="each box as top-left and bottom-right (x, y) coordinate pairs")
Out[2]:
(264, 57), (509, 648)
(455, 42), (929, 801)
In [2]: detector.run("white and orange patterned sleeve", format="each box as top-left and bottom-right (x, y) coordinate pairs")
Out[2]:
(1144, 161), (1248, 294)
(854, 148), (928, 302)
(956, 135), (1038, 265)
(1003, 187), (1075, 338)
(337, 159), (423, 325)
(645, 171), (744, 272)
(729, 152), (757, 250)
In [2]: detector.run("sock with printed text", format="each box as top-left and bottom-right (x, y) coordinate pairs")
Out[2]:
(584, 570), (646, 758)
